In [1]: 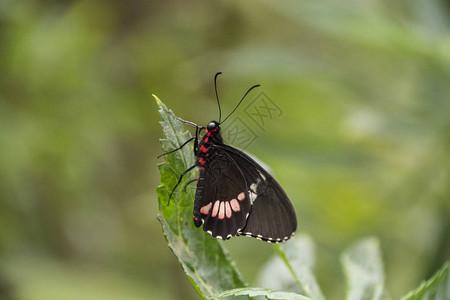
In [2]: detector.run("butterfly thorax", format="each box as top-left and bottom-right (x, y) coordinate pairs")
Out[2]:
(195, 121), (223, 171)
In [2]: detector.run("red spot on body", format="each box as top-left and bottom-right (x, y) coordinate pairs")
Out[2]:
(212, 201), (220, 217)
(199, 167), (205, 171)
(198, 157), (206, 165)
(204, 137), (209, 143)
(200, 145), (208, 153)
(230, 199), (240, 212)
(193, 216), (198, 221)
(238, 192), (246, 201)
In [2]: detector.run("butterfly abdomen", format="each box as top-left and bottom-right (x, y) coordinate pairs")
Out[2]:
(193, 175), (205, 227)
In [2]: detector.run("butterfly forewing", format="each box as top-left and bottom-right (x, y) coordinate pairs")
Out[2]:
(193, 151), (252, 240)
(218, 145), (297, 242)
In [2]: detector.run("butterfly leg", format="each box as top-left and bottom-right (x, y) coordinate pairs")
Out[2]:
(175, 115), (206, 131)
(159, 122), (205, 158)
(158, 137), (195, 158)
(168, 164), (196, 202)
(193, 126), (199, 153)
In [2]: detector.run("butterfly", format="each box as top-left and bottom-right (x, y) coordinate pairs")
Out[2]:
(159, 73), (297, 243)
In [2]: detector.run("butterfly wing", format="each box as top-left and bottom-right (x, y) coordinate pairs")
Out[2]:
(193, 150), (252, 240)
(218, 144), (297, 242)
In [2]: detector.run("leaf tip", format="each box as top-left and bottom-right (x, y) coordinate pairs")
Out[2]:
(152, 94), (163, 106)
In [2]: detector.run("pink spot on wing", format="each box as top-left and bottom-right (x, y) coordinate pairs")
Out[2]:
(211, 200), (220, 217)
(230, 199), (240, 212)
(238, 192), (245, 201)
(218, 201), (225, 219)
(200, 202), (212, 215)
(225, 202), (232, 218)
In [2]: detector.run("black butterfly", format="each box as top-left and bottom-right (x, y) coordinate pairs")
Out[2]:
(160, 73), (297, 243)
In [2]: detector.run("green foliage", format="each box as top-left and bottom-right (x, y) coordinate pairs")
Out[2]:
(402, 262), (449, 300)
(275, 235), (325, 300)
(341, 238), (387, 300)
(215, 287), (310, 300)
(156, 99), (449, 300)
(2, 1), (448, 298)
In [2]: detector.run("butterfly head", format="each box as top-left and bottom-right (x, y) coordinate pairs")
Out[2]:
(206, 121), (220, 133)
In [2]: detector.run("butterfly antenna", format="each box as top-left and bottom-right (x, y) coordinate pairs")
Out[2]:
(220, 84), (260, 124)
(214, 72), (222, 123)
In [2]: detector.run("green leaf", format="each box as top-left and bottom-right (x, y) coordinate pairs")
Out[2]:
(272, 234), (326, 300)
(154, 95), (247, 299)
(258, 252), (299, 294)
(401, 261), (449, 300)
(341, 237), (387, 300)
(215, 287), (311, 300)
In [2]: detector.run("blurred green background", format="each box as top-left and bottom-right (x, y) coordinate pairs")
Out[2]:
(1, 0), (449, 299)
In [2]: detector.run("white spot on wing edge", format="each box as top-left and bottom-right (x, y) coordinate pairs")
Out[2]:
(237, 231), (296, 243)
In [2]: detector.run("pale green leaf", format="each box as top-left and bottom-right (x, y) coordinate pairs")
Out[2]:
(402, 261), (449, 300)
(215, 287), (311, 300)
(341, 237), (387, 300)
(273, 234), (326, 300)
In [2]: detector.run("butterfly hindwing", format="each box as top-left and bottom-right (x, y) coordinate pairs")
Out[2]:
(193, 151), (252, 240)
(218, 145), (297, 242)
